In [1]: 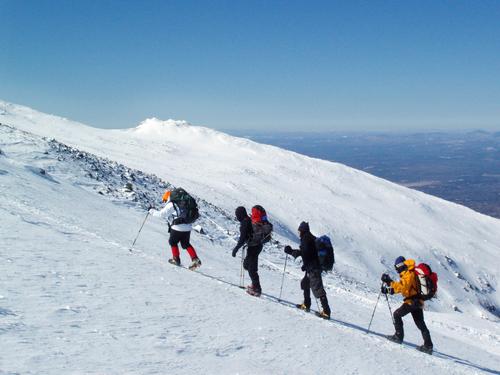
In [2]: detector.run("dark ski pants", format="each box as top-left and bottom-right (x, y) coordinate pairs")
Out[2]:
(168, 229), (197, 259)
(394, 302), (433, 347)
(243, 245), (263, 291)
(301, 270), (330, 315)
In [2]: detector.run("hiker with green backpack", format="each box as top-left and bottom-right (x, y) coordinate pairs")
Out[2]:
(150, 188), (201, 270)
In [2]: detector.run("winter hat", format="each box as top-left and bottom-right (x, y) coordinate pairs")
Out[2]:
(298, 221), (310, 233)
(162, 190), (171, 203)
(394, 256), (407, 273)
(235, 206), (248, 222)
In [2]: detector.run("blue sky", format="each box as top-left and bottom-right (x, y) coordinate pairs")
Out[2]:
(1, 0), (499, 131)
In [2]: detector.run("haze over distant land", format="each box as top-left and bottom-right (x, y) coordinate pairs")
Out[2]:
(1, 1), (499, 131)
(230, 130), (500, 219)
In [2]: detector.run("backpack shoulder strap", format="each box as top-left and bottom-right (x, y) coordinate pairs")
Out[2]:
(171, 201), (182, 218)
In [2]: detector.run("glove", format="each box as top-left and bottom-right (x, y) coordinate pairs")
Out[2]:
(381, 285), (394, 295)
(284, 245), (293, 255)
(381, 273), (392, 284)
(232, 248), (238, 257)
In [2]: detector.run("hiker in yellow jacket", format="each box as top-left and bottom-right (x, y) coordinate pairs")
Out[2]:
(381, 256), (434, 354)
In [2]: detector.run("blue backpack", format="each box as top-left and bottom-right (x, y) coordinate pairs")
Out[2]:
(315, 235), (335, 271)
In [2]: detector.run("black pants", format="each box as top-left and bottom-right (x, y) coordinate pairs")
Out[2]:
(168, 229), (191, 249)
(243, 245), (262, 291)
(301, 270), (330, 314)
(394, 302), (433, 347)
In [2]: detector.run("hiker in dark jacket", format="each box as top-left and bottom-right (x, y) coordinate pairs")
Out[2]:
(232, 206), (263, 296)
(232, 206), (252, 255)
(284, 221), (331, 319)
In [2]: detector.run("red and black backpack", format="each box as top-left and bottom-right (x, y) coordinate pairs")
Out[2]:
(248, 205), (273, 246)
(414, 263), (438, 300)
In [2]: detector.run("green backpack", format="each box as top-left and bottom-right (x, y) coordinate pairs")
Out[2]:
(170, 187), (200, 224)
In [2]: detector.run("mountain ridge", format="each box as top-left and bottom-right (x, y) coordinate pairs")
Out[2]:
(1, 99), (499, 319)
(1, 122), (499, 374)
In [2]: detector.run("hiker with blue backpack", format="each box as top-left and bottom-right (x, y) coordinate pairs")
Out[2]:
(284, 221), (331, 319)
(150, 188), (201, 270)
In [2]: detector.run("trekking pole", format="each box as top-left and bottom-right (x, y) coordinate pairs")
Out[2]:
(384, 292), (396, 327)
(314, 297), (320, 312)
(239, 246), (246, 288)
(129, 210), (150, 252)
(240, 253), (243, 287)
(242, 246), (246, 287)
(278, 254), (289, 301)
(366, 282), (384, 334)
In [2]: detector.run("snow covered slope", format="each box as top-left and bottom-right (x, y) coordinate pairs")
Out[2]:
(1, 100), (499, 320)
(1, 123), (500, 374)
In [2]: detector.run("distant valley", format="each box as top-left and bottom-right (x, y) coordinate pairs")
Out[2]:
(231, 130), (500, 219)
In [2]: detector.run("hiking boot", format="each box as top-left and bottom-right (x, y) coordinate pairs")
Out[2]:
(386, 334), (403, 344)
(168, 257), (181, 266)
(295, 303), (311, 312)
(246, 284), (261, 297)
(417, 345), (433, 355)
(188, 257), (202, 270)
(316, 310), (331, 320)
(246, 289), (261, 297)
(246, 284), (260, 291)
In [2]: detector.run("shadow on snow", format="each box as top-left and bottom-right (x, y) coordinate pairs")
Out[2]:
(183, 267), (500, 375)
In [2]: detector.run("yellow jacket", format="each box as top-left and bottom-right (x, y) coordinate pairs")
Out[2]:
(390, 259), (421, 305)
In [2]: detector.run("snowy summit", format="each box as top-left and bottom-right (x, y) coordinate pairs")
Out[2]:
(133, 118), (192, 135)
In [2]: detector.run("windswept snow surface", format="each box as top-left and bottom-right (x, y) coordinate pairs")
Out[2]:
(0, 102), (499, 374)
(1, 100), (499, 318)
